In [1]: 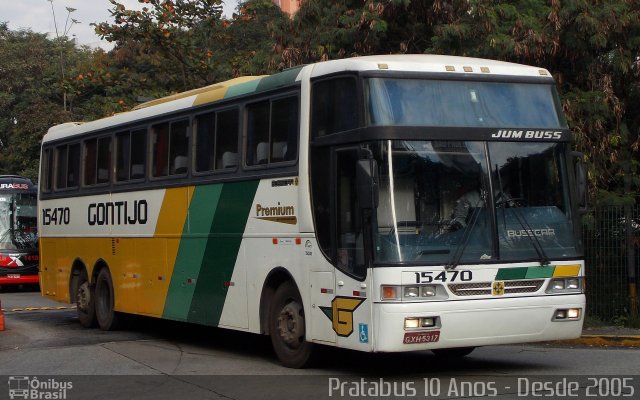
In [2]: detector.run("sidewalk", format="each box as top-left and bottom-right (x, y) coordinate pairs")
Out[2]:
(556, 326), (640, 348)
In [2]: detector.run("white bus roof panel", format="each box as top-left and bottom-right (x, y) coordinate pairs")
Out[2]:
(309, 54), (551, 78)
(43, 96), (197, 143)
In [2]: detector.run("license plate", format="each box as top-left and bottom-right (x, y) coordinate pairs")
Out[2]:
(7, 274), (21, 279)
(403, 330), (440, 344)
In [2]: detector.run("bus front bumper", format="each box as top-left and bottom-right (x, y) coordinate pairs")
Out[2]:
(372, 294), (585, 352)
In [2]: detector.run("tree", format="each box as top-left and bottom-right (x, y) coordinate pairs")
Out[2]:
(281, 0), (640, 203)
(94, 0), (228, 91)
(0, 24), (75, 180)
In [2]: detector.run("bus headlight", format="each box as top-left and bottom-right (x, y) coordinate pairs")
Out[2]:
(404, 286), (420, 298)
(381, 285), (445, 301)
(553, 308), (582, 321)
(404, 316), (439, 330)
(546, 277), (583, 294)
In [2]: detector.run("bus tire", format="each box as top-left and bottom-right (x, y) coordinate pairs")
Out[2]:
(432, 347), (476, 358)
(94, 268), (121, 331)
(75, 270), (96, 328)
(269, 281), (314, 368)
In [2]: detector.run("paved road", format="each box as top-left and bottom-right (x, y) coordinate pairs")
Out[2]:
(1, 288), (638, 400)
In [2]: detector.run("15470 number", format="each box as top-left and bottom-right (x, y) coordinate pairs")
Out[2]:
(414, 270), (472, 284)
(42, 207), (70, 225)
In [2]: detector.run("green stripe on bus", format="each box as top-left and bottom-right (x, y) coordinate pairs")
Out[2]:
(224, 79), (263, 99)
(495, 267), (529, 280)
(525, 266), (555, 279)
(187, 180), (259, 325)
(163, 184), (222, 320)
(254, 67), (303, 92)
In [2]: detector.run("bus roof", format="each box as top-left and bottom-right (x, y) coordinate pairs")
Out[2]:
(43, 54), (553, 143)
(308, 54), (552, 78)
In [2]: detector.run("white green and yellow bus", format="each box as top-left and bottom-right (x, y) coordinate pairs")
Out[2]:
(39, 55), (586, 367)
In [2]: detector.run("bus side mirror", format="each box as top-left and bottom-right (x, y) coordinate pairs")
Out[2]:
(356, 159), (379, 211)
(572, 151), (588, 213)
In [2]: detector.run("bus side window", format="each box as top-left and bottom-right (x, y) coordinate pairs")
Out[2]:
(54, 145), (68, 190)
(215, 109), (239, 170)
(115, 132), (130, 181)
(83, 136), (111, 186)
(42, 148), (54, 192)
(246, 97), (298, 166)
(312, 77), (358, 137)
(97, 136), (111, 184)
(246, 101), (270, 166)
(54, 143), (80, 190)
(152, 123), (170, 177)
(271, 96), (298, 162)
(67, 143), (81, 188)
(83, 138), (97, 186)
(195, 112), (216, 172)
(130, 129), (147, 179)
(169, 120), (189, 175)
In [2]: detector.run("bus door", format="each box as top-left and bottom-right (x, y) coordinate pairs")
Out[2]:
(331, 148), (373, 350)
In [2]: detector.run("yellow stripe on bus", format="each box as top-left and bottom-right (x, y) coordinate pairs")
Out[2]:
(553, 265), (581, 277)
(137, 186), (194, 315)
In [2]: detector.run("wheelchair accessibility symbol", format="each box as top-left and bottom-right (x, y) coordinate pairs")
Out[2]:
(359, 323), (369, 343)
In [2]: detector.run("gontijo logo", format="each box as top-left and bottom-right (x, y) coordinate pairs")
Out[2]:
(320, 297), (365, 337)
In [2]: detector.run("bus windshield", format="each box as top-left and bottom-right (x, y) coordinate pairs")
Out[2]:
(0, 193), (38, 250)
(367, 78), (568, 128)
(374, 140), (579, 265)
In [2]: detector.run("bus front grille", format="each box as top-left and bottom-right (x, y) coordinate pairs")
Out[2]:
(448, 279), (545, 296)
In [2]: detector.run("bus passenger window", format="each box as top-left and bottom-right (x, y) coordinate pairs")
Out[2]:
(67, 143), (80, 188)
(271, 96), (298, 162)
(42, 148), (53, 192)
(246, 97), (298, 166)
(195, 112), (215, 172)
(246, 101), (270, 166)
(152, 123), (169, 177)
(130, 129), (147, 179)
(83, 138), (97, 186)
(54, 146), (68, 189)
(215, 109), (239, 169)
(169, 120), (189, 175)
(97, 137), (111, 184)
(115, 132), (130, 181)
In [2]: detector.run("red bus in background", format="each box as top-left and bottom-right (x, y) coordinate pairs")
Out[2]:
(0, 175), (39, 286)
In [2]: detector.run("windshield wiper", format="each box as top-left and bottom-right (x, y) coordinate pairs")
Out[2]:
(445, 194), (484, 270)
(495, 165), (550, 266)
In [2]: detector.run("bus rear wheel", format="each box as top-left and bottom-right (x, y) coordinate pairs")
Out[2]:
(75, 270), (96, 328)
(269, 281), (314, 368)
(94, 268), (121, 331)
(432, 347), (476, 358)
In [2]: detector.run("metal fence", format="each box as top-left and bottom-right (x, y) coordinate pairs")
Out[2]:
(583, 206), (640, 324)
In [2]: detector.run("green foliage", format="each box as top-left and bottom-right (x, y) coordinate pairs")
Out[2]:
(225, 0), (290, 75)
(94, 0), (227, 90)
(1, 0), (639, 199)
(0, 23), (75, 180)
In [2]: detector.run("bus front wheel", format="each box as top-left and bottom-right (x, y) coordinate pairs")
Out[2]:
(269, 281), (314, 368)
(94, 268), (121, 331)
(75, 270), (96, 328)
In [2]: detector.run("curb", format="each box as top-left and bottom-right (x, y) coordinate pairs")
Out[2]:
(1, 305), (77, 313)
(553, 335), (640, 348)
